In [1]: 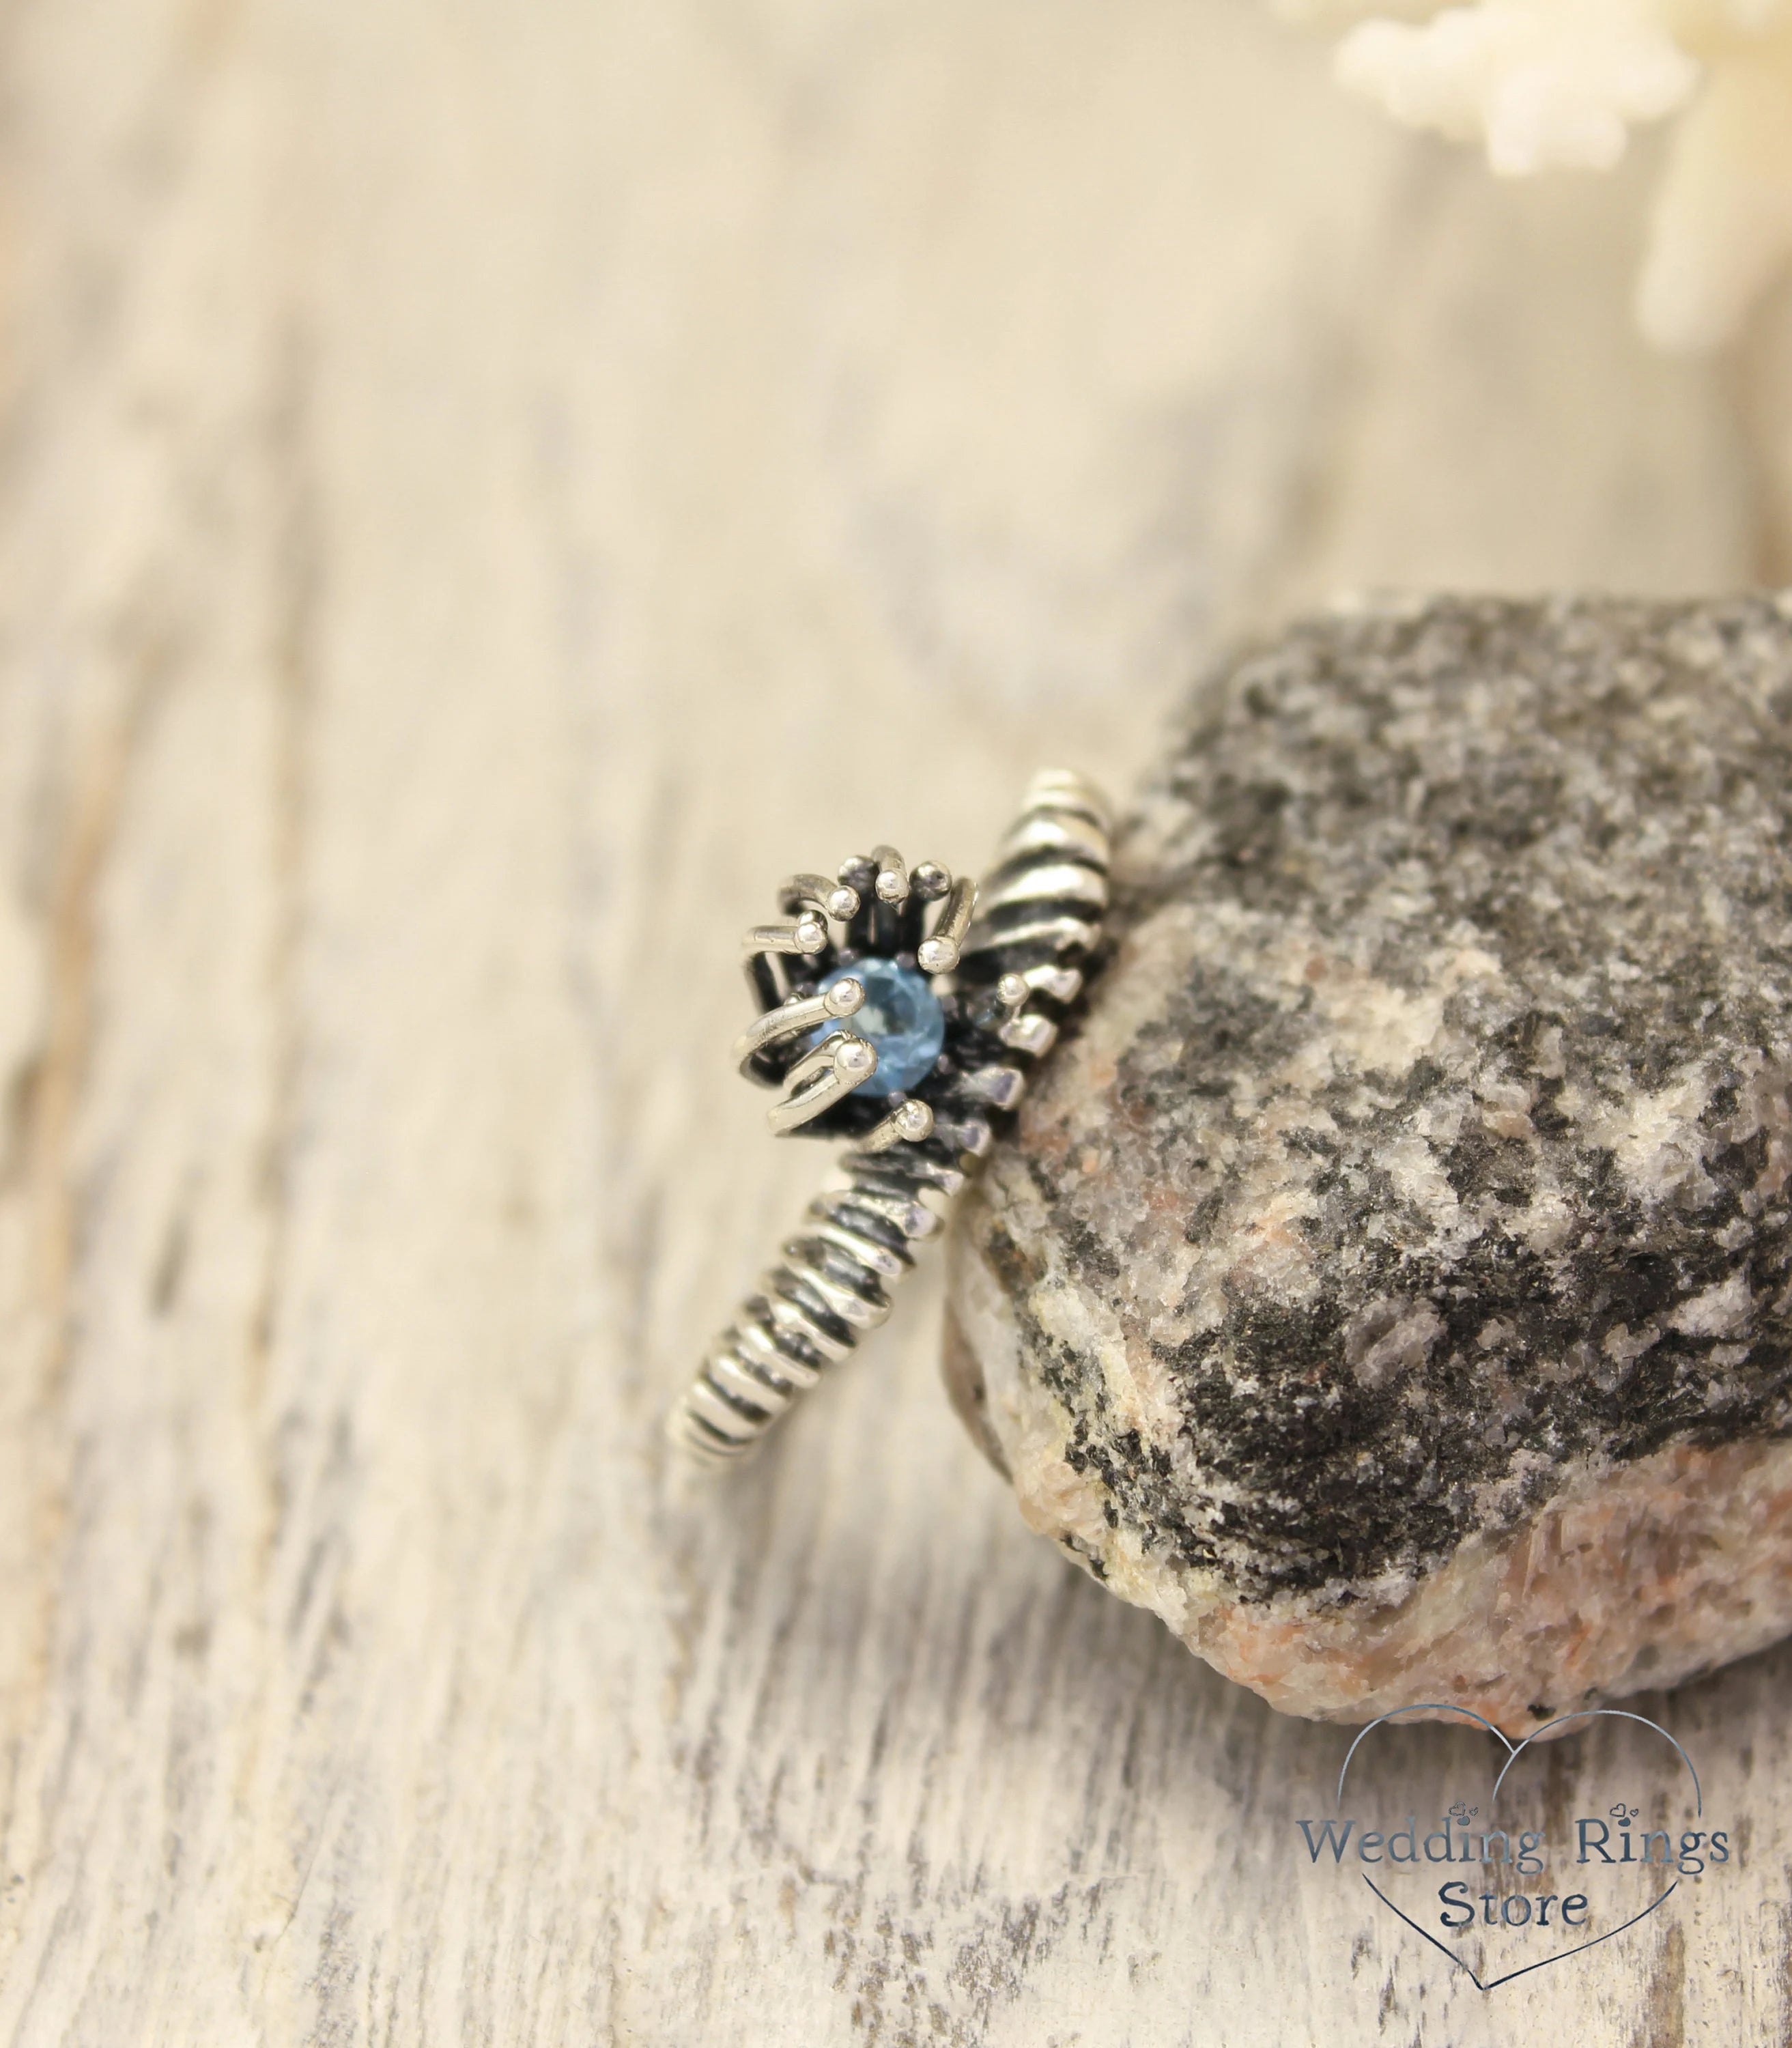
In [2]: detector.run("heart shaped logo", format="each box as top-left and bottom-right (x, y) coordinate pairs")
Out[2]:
(1314, 1705), (1715, 1993)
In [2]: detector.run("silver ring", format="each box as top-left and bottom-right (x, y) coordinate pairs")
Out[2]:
(668, 769), (1115, 1466)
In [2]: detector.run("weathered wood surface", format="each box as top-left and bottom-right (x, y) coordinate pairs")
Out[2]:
(0, 0), (1786, 2041)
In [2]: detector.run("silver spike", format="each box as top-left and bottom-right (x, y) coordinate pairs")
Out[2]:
(916, 875), (977, 973)
(733, 978), (864, 1075)
(925, 1113), (992, 1158)
(859, 1098), (935, 1152)
(765, 1032), (878, 1134)
(743, 915), (829, 957)
(871, 845), (909, 903)
(672, 767), (1114, 1467)
(910, 862), (952, 901)
(1018, 962), (1083, 1004)
(781, 872), (861, 922)
(959, 1065), (1027, 1109)
(999, 1011), (1059, 1057)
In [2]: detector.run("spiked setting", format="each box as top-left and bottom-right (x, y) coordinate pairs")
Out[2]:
(672, 769), (1114, 1467)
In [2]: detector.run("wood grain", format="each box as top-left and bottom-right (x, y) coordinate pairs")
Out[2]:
(0, 0), (1784, 2040)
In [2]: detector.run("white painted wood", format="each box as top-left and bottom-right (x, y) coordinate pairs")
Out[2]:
(0, 1), (1782, 2041)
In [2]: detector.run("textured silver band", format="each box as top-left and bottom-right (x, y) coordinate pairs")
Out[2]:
(668, 769), (1113, 1466)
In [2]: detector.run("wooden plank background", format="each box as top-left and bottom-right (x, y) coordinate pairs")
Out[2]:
(0, 0), (1787, 2040)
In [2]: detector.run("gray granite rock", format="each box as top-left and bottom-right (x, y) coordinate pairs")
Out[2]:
(945, 594), (1792, 1734)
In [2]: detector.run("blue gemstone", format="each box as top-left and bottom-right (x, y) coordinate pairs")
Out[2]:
(813, 958), (945, 1096)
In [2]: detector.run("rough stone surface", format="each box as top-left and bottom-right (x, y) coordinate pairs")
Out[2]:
(945, 593), (1792, 1735)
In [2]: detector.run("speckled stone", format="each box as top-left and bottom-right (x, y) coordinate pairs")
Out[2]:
(945, 594), (1792, 1736)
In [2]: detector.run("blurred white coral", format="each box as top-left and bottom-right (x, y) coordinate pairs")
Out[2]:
(1279, 0), (1792, 348)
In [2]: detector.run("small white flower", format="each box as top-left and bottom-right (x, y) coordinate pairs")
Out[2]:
(1277, 0), (1792, 347)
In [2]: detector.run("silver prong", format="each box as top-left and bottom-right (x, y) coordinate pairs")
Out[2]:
(960, 1064), (1025, 1108)
(999, 1011), (1058, 1057)
(991, 967), (1055, 1055)
(780, 1029), (869, 1093)
(781, 873), (859, 922)
(677, 765), (1112, 1468)
(778, 872), (848, 922)
(911, 862), (952, 900)
(1019, 962), (1083, 1004)
(929, 1112), (992, 1156)
(744, 915), (829, 957)
(859, 1098), (935, 1152)
(917, 875), (976, 974)
(733, 978), (864, 1074)
(767, 1033), (878, 1133)
(872, 846), (909, 903)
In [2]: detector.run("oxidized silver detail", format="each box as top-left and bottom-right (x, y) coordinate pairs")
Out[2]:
(669, 767), (1113, 1466)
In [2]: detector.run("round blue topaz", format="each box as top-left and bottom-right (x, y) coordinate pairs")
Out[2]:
(813, 958), (945, 1096)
